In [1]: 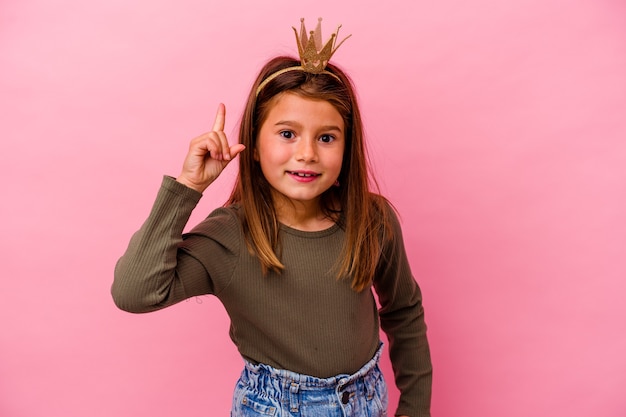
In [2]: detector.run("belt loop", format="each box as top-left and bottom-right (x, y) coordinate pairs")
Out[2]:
(289, 381), (300, 412)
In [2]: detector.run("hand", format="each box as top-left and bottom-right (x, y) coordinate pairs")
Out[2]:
(176, 103), (245, 193)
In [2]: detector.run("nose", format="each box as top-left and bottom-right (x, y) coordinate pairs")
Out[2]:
(295, 138), (318, 162)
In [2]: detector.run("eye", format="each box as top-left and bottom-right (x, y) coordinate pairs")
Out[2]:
(279, 130), (295, 139)
(319, 134), (335, 143)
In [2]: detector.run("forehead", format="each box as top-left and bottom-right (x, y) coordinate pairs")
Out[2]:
(263, 92), (344, 127)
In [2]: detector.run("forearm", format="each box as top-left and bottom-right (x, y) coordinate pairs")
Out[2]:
(383, 303), (432, 417)
(111, 176), (204, 313)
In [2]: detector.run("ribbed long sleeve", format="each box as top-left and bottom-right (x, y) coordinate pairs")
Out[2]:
(112, 175), (431, 417)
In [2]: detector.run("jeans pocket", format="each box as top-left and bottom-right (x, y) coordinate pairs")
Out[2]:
(368, 370), (388, 417)
(230, 395), (278, 417)
(237, 395), (278, 416)
(231, 378), (279, 417)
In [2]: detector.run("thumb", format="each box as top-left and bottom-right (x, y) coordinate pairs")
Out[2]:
(229, 144), (246, 159)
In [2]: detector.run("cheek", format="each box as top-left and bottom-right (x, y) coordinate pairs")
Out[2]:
(333, 144), (346, 168)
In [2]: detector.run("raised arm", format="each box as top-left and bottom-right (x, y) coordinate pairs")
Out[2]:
(112, 104), (244, 313)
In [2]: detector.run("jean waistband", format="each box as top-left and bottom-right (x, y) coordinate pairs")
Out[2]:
(243, 342), (384, 390)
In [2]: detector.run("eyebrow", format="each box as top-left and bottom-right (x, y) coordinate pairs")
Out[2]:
(274, 120), (343, 133)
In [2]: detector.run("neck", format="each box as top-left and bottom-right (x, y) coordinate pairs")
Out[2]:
(274, 197), (336, 232)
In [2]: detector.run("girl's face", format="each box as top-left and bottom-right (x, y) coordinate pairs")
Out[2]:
(255, 92), (345, 213)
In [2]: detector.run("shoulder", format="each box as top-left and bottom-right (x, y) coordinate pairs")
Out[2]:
(367, 193), (401, 230)
(365, 194), (408, 260)
(185, 205), (243, 242)
(207, 204), (242, 224)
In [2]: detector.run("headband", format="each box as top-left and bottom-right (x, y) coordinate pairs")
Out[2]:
(255, 18), (351, 96)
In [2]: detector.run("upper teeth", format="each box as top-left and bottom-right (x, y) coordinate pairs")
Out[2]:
(293, 172), (315, 177)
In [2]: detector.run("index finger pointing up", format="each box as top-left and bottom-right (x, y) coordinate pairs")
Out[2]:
(212, 103), (226, 132)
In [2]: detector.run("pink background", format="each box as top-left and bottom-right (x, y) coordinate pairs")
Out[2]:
(1, 0), (625, 416)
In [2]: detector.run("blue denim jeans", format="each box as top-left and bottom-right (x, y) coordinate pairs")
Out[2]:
(231, 343), (388, 417)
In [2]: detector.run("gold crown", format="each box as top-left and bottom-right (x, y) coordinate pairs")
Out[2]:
(293, 18), (351, 74)
(255, 18), (351, 96)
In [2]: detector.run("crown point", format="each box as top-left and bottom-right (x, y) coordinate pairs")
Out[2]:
(291, 18), (351, 74)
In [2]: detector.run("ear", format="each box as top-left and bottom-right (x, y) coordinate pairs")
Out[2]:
(253, 147), (259, 161)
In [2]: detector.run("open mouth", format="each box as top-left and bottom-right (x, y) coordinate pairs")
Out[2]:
(287, 171), (320, 178)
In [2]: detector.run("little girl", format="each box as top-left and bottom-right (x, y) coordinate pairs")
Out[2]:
(112, 19), (432, 417)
